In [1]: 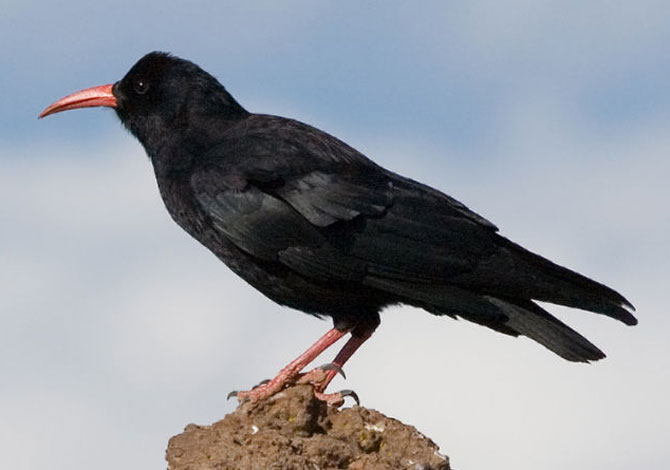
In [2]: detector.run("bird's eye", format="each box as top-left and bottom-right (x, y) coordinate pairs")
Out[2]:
(134, 79), (150, 95)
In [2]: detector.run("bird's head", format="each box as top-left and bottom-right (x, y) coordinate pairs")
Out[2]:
(40, 51), (247, 154)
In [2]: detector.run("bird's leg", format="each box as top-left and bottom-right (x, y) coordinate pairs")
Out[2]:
(300, 325), (376, 406)
(230, 327), (348, 402)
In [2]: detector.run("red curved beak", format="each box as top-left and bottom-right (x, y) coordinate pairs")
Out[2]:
(39, 84), (117, 119)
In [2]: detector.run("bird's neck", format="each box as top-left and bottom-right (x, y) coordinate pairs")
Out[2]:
(143, 112), (242, 178)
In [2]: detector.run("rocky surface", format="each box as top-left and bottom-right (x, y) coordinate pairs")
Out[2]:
(166, 384), (450, 470)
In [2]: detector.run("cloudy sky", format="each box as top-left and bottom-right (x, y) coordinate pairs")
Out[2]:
(2, 2), (669, 469)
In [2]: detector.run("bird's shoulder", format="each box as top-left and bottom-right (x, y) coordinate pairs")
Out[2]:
(188, 113), (389, 219)
(196, 114), (374, 175)
(188, 113), (497, 231)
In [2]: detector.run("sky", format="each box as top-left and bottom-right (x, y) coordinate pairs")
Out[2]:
(1, 1), (669, 469)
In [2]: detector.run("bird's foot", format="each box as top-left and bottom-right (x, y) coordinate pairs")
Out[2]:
(314, 389), (360, 407)
(298, 362), (346, 381)
(297, 364), (358, 406)
(227, 362), (348, 405)
(295, 362), (342, 388)
(227, 375), (291, 403)
(226, 327), (368, 406)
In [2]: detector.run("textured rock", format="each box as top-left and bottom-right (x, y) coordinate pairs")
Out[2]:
(166, 384), (450, 470)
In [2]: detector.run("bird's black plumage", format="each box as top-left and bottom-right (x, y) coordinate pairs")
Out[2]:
(48, 52), (637, 365)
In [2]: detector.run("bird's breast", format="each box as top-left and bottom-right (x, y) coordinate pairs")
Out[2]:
(154, 164), (209, 237)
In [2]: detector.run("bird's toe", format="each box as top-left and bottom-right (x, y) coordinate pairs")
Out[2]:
(314, 388), (360, 407)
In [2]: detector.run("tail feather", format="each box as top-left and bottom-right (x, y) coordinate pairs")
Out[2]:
(455, 237), (637, 326)
(482, 297), (606, 362)
(366, 275), (614, 362)
(505, 238), (637, 324)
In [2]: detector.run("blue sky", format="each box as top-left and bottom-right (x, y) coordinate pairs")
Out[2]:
(2, 2), (669, 469)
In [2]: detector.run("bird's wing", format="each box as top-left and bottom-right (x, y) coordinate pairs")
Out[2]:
(190, 115), (502, 284)
(190, 166), (370, 281)
(274, 167), (500, 282)
(274, 169), (392, 227)
(190, 147), (502, 287)
(190, 167), (322, 260)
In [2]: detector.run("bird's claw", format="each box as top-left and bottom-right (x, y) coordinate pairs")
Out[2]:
(338, 389), (360, 406)
(317, 362), (346, 379)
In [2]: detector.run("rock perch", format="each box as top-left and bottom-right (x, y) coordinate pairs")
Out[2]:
(166, 384), (450, 470)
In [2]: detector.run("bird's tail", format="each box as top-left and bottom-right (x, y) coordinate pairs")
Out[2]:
(449, 238), (636, 361)
(485, 237), (637, 326)
(366, 277), (604, 361)
(462, 297), (607, 362)
(365, 237), (636, 362)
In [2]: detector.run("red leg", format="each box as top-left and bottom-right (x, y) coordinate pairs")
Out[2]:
(314, 328), (374, 392)
(296, 325), (376, 406)
(233, 327), (348, 402)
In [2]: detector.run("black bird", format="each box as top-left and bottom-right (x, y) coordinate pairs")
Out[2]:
(40, 52), (636, 404)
